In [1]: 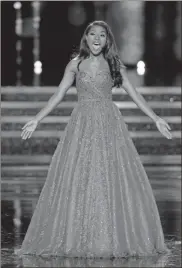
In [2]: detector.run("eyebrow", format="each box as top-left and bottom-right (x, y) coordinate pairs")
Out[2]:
(90, 30), (106, 33)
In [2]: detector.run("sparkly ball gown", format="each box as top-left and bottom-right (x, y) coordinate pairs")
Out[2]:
(15, 66), (169, 258)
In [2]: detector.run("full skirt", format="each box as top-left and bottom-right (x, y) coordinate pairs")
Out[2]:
(15, 99), (169, 258)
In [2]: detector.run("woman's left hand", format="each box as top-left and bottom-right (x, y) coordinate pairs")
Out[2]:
(155, 117), (172, 139)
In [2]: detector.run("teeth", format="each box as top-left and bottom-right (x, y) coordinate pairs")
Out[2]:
(93, 44), (100, 50)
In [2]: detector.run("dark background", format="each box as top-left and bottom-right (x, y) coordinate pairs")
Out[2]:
(1, 1), (181, 87)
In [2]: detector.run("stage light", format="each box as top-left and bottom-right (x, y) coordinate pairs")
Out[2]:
(137, 61), (145, 68)
(34, 61), (42, 68)
(34, 67), (42, 75)
(137, 68), (145, 76)
(34, 61), (42, 75)
(13, 2), (22, 10)
(14, 2), (22, 85)
(137, 60), (145, 75)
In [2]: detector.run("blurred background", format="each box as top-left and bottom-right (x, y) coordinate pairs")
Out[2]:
(1, 1), (181, 267)
(1, 1), (181, 87)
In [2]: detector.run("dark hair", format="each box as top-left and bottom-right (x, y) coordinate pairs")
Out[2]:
(72, 20), (125, 87)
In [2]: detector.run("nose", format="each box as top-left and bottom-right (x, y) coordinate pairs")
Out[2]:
(94, 35), (100, 40)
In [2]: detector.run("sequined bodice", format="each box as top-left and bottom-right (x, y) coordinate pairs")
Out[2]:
(76, 69), (113, 102)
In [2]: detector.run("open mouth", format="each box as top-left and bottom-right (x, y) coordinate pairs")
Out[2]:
(92, 43), (101, 50)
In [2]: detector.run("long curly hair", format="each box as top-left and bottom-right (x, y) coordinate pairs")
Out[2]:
(72, 20), (125, 87)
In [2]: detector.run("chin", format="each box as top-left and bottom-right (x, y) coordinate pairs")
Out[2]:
(90, 50), (103, 56)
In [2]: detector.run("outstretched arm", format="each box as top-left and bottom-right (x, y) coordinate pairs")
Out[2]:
(34, 59), (77, 122)
(21, 58), (78, 140)
(120, 68), (172, 139)
(120, 68), (159, 122)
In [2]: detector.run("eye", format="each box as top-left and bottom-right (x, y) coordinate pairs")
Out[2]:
(101, 34), (106, 37)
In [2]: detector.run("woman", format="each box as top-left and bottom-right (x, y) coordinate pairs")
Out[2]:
(16, 21), (171, 258)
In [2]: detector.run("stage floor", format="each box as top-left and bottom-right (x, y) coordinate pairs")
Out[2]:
(1, 170), (181, 268)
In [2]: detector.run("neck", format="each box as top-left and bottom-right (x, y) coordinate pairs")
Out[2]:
(89, 52), (104, 61)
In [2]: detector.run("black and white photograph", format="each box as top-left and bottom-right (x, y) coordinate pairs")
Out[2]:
(1, 1), (181, 267)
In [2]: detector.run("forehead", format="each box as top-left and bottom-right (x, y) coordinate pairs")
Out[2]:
(89, 25), (106, 33)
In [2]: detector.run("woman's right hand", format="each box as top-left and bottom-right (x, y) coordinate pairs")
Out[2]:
(21, 118), (39, 140)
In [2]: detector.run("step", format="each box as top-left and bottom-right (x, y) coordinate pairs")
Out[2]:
(2, 137), (180, 157)
(1, 130), (181, 138)
(1, 165), (181, 179)
(1, 115), (181, 124)
(1, 133), (180, 155)
(1, 116), (181, 132)
(1, 178), (181, 191)
(1, 173), (181, 185)
(1, 86), (181, 104)
(1, 185), (181, 202)
(1, 172), (181, 187)
(1, 101), (181, 109)
(2, 92), (181, 102)
(2, 122), (180, 132)
(2, 192), (180, 202)
(2, 108), (181, 117)
(1, 155), (181, 165)
(1, 86), (181, 94)
(2, 94), (181, 102)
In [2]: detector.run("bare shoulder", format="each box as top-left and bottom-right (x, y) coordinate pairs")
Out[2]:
(66, 57), (80, 74)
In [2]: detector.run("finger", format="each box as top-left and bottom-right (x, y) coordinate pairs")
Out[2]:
(21, 127), (33, 136)
(25, 130), (32, 139)
(163, 127), (169, 135)
(159, 120), (170, 130)
(162, 131), (170, 139)
(21, 129), (26, 136)
(162, 125), (171, 135)
(166, 123), (171, 130)
(164, 129), (172, 139)
(21, 129), (27, 138)
(159, 127), (171, 139)
(21, 129), (28, 137)
(22, 130), (29, 139)
(28, 131), (33, 139)
(168, 131), (172, 139)
(22, 134), (27, 140)
(24, 131), (30, 140)
(27, 132), (31, 139)
(166, 132), (171, 139)
(163, 120), (171, 130)
(165, 127), (172, 136)
(22, 133), (27, 140)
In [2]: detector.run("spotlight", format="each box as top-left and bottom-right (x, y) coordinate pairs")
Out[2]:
(137, 60), (145, 75)
(34, 61), (42, 75)
(13, 2), (22, 9)
(137, 61), (145, 69)
(34, 61), (42, 68)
